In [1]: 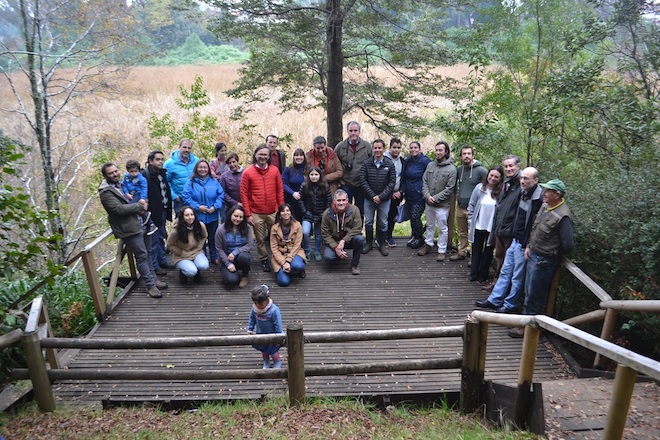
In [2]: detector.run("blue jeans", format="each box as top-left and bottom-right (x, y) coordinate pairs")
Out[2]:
(176, 252), (210, 277)
(523, 252), (562, 315)
(275, 255), (306, 287)
(487, 239), (526, 310)
(302, 220), (322, 255)
(363, 199), (391, 234)
(151, 212), (168, 270)
(123, 231), (156, 289)
(204, 221), (219, 262)
(323, 235), (365, 267)
(341, 184), (365, 220)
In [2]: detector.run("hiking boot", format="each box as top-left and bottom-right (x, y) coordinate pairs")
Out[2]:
(378, 234), (389, 256)
(155, 267), (167, 276)
(436, 253), (446, 262)
(299, 269), (307, 279)
(156, 280), (168, 290)
(363, 229), (373, 254)
(475, 299), (498, 310)
(351, 265), (361, 275)
(449, 253), (465, 261)
(314, 251), (322, 262)
(417, 244), (433, 256)
(147, 286), (162, 298)
(239, 277), (249, 288)
(261, 259), (271, 272)
(385, 237), (396, 247)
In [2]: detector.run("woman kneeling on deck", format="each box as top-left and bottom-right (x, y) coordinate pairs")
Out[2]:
(215, 204), (254, 288)
(270, 203), (307, 286)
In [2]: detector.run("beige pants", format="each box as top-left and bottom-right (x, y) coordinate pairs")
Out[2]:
(252, 212), (276, 261)
(456, 205), (469, 256)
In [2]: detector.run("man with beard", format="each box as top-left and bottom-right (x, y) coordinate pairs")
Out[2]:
(99, 163), (167, 298)
(240, 144), (285, 272)
(384, 138), (406, 248)
(142, 150), (173, 275)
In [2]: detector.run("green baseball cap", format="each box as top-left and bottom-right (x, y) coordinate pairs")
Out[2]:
(540, 179), (566, 195)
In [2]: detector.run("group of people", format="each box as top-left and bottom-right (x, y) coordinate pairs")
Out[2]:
(99, 121), (574, 338)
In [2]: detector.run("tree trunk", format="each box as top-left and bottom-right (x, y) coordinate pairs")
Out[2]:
(325, 0), (344, 148)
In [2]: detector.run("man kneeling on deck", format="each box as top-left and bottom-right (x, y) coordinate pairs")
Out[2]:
(320, 189), (365, 275)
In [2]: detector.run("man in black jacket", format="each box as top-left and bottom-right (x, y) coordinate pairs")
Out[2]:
(359, 139), (396, 256)
(142, 150), (173, 275)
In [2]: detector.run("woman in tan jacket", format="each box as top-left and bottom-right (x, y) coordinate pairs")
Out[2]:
(167, 206), (209, 283)
(270, 203), (307, 286)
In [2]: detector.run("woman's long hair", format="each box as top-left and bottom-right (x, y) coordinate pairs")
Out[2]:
(288, 148), (307, 177)
(223, 204), (249, 236)
(482, 166), (504, 200)
(303, 166), (329, 199)
(176, 206), (205, 244)
(275, 203), (295, 226)
(191, 159), (211, 180)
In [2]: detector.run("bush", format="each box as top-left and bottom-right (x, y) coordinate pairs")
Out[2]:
(149, 34), (249, 66)
(0, 271), (97, 384)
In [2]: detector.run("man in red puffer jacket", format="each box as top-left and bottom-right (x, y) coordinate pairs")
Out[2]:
(240, 144), (285, 272)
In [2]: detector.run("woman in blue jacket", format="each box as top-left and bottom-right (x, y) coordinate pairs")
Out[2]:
(402, 141), (431, 249)
(282, 148), (307, 221)
(182, 160), (225, 265)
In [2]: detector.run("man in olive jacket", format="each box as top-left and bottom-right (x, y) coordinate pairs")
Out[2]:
(321, 189), (365, 275)
(99, 163), (166, 299)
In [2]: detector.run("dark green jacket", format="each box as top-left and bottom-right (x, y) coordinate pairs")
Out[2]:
(99, 180), (144, 238)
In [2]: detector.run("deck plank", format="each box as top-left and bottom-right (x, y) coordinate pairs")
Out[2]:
(53, 239), (572, 405)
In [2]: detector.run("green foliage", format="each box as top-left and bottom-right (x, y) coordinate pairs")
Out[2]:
(0, 136), (64, 281)
(148, 75), (221, 156)
(149, 34), (249, 66)
(0, 271), (96, 384)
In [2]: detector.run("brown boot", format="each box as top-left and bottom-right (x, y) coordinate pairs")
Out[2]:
(239, 277), (249, 288)
(417, 244), (433, 256)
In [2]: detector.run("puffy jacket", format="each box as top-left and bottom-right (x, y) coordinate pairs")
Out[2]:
(306, 147), (343, 193)
(270, 220), (306, 272)
(141, 165), (172, 226)
(98, 180), (144, 238)
(403, 154), (431, 204)
(240, 165), (284, 216)
(282, 164), (306, 196)
(298, 183), (332, 222)
(334, 138), (372, 187)
(182, 176), (225, 224)
(164, 150), (198, 201)
(359, 156), (396, 201)
(218, 167), (243, 208)
(422, 158), (457, 208)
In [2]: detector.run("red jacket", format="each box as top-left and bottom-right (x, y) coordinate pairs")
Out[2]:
(240, 164), (284, 216)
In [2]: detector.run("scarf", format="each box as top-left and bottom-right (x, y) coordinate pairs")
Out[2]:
(253, 298), (273, 314)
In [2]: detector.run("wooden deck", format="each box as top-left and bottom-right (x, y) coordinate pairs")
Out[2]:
(53, 238), (572, 406)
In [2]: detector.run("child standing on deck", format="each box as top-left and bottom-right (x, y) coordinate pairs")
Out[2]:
(247, 285), (283, 369)
(122, 159), (158, 235)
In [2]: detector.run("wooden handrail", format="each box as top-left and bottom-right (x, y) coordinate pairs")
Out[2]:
(65, 229), (113, 266)
(562, 259), (612, 302)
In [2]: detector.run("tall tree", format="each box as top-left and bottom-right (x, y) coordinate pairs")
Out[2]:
(203, 0), (456, 146)
(0, 0), (147, 264)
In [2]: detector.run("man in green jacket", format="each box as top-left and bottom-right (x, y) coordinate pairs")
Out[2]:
(321, 189), (366, 275)
(99, 163), (167, 298)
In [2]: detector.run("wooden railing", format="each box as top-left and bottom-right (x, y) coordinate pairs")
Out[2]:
(65, 229), (137, 321)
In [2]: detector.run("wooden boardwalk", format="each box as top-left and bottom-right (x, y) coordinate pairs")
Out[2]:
(53, 238), (572, 406)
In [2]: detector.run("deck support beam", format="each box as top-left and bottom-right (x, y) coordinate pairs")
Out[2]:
(603, 364), (637, 440)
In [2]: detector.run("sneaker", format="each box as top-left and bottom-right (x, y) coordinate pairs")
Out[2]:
(156, 280), (168, 290)
(147, 223), (158, 236)
(467, 260), (472, 268)
(155, 267), (167, 276)
(475, 299), (498, 310)
(239, 277), (249, 288)
(262, 359), (271, 369)
(417, 244), (433, 256)
(314, 251), (322, 262)
(495, 306), (517, 314)
(409, 238), (424, 249)
(385, 237), (396, 247)
(299, 269), (306, 279)
(436, 253), (446, 262)
(449, 253), (465, 261)
(273, 359), (282, 369)
(261, 259), (271, 272)
(351, 265), (361, 275)
(147, 286), (162, 298)
(406, 237), (415, 246)
(144, 211), (152, 224)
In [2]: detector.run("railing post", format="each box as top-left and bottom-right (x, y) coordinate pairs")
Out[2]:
(594, 308), (618, 369)
(460, 319), (487, 413)
(21, 330), (56, 412)
(513, 325), (540, 428)
(81, 251), (106, 320)
(603, 364), (637, 440)
(287, 323), (305, 405)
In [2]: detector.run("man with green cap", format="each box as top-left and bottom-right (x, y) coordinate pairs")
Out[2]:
(508, 179), (574, 338)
